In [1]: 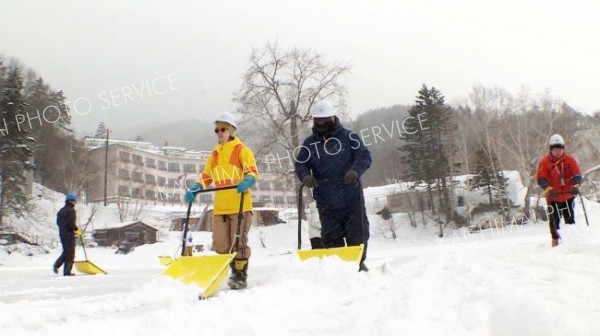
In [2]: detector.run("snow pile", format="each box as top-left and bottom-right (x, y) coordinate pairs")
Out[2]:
(1, 181), (599, 335)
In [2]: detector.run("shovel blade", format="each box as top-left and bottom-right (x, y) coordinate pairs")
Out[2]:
(74, 260), (108, 275)
(163, 253), (236, 299)
(296, 244), (364, 264)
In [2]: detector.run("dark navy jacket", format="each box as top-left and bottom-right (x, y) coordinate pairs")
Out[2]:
(295, 122), (372, 210)
(57, 202), (77, 239)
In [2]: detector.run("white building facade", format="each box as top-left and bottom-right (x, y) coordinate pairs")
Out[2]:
(84, 138), (297, 208)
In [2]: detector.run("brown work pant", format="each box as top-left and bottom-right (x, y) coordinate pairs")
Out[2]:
(212, 211), (252, 259)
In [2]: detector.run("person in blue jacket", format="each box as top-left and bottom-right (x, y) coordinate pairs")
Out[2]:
(295, 100), (372, 271)
(53, 193), (79, 276)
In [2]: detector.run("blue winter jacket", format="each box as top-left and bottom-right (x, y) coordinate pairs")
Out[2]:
(295, 122), (372, 210)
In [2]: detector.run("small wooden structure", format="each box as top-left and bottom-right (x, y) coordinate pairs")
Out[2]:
(92, 221), (158, 247)
(170, 207), (284, 232)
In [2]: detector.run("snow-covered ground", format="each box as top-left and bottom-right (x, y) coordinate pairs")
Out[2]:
(1, 192), (600, 335)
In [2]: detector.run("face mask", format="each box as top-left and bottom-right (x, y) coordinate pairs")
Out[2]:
(313, 118), (335, 136)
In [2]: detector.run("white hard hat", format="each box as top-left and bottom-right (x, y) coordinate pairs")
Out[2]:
(549, 134), (564, 147)
(312, 100), (337, 118)
(215, 112), (237, 129)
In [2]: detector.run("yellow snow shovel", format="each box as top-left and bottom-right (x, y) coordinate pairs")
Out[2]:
(163, 186), (244, 299)
(74, 234), (107, 275)
(296, 182), (365, 267)
(158, 256), (175, 266)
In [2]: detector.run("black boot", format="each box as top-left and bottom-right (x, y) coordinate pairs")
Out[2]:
(310, 237), (323, 249)
(63, 262), (75, 276)
(228, 259), (248, 290)
(359, 261), (369, 272)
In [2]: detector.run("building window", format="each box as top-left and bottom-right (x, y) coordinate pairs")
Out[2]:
(183, 164), (196, 173)
(171, 193), (181, 201)
(132, 171), (143, 182)
(199, 194), (212, 202)
(131, 188), (141, 198)
(157, 177), (166, 186)
(158, 192), (168, 201)
(145, 190), (156, 200)
(185, 179), (196, 189)
(119, 151), (130, 162)
(258, 164), (269, 174)
(118, 185), (129, 196)
(259, 195), (272, 203)
(158, 161), (167, 170)
(145, 157), (156, 168)
(273, 196), (285, 204)
(168, 178), (179, 188)
(286, 196), (297, 204)
(273, 182), (285, 191)
(118, 169), (130, 180)
(145, 174), (155, 184)
(168, 163), (180, 172)
(132, 154), (143, 165)
(259, 182), (271, 191)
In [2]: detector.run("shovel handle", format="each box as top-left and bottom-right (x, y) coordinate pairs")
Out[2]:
(183, 185), (239, 256)
(297, 184), (305, 250)
(193, 185), (238, 195)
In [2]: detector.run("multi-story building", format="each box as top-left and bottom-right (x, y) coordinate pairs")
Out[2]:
(84, 138), (297, 208)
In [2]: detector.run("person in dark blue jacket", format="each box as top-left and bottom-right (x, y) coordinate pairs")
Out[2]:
(295, 100), (372, 271)
(53, 193), (79, 276)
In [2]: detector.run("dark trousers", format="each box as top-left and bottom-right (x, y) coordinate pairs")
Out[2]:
(54, 235), (76, 275)
(318, 205), (370, 262)
(547, 198), (575, 239)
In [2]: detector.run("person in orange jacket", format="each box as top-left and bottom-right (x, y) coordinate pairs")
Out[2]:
(536, 134), (582, 247)
(184, 112), (258, 289)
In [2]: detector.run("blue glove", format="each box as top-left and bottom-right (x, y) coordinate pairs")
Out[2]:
(185, 182), (203, 204)
(237, 175), (256, 193)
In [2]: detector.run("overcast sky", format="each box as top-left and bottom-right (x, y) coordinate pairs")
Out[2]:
(1, 0), (599, 136)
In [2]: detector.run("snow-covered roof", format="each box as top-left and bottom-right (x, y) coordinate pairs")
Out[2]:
(93, 221), (158, 231)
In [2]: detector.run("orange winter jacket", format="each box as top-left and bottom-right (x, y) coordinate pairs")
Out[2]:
(197, 137), (258, 215)
(536, 152), (582, 202)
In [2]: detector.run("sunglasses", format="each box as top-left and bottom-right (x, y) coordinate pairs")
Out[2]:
(214, 128), (228, 134)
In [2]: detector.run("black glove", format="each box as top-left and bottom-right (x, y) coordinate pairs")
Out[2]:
(344, 170), (358, 184)
(571, 186), (580, 195)
(302, 175), (317, 188)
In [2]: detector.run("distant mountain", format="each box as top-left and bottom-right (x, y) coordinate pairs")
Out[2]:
(111, 119), (215, 151)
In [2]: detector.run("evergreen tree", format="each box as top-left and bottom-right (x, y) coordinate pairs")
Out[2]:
(95, 122), (107, 139)
(0, 67), (36, 225)
(24, 76), (72, 188)
(400, 85), (456, 224)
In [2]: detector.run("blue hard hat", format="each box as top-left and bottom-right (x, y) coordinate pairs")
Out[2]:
(65, 193), (77, 201)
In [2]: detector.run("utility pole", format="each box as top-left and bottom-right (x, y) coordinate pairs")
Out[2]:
(104, 129), (110, 206)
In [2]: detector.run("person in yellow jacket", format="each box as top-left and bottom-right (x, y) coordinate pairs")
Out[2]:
(185, 112), (258, 290)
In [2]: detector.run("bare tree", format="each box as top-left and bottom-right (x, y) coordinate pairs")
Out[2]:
(467, 85), (573, 219)
(78, 202), (99, 233)
(116, 195), (130, 222)
(130, 198), (145, 222)
(60, 137), (101, 195)
(235, 42), (351, 155)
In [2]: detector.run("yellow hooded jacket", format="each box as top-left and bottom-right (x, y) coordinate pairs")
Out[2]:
(197, 137), (258, 215)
